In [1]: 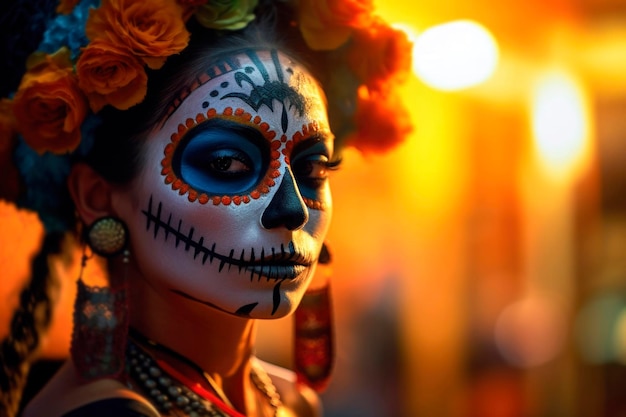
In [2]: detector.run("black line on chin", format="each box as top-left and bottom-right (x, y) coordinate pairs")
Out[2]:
(236, 302), (258, 317)
(272, 281), (282, 315)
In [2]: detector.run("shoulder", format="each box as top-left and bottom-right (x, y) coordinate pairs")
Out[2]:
(259, 360), (322, 417)
(22, 361), (159, 417)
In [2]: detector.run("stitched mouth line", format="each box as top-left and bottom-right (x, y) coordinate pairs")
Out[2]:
(142, 196), (312, 281)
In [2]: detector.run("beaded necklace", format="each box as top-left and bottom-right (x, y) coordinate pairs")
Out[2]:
(125, 332), (281, 417)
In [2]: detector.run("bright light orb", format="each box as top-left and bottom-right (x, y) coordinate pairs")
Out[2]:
(531, 71), (589, 178)
(412, 20), (499, 91)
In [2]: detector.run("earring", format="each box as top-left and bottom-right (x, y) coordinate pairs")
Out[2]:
(71, 216), (130, 382)
(85, 216), (128, 257)
(294, 243), (334, 392)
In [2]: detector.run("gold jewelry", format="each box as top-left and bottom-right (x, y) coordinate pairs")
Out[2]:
(85, 216), (129, 257)
(127, 331), (282, 417)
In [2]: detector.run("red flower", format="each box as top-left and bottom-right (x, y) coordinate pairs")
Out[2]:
(347, 19), (413, 94)
(298, 0), (374, 50)
(349, 86), (413, 154)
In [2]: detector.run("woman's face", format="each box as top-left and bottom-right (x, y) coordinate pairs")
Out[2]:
(116, 49), (334, 319)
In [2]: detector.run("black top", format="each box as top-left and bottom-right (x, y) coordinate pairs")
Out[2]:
(61, 398), (157, 417)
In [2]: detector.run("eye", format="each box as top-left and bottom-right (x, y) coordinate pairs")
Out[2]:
(172, 119), (269, 195)
(207, 150), (252, 178)
(293, 155), (333, 189)
(291, 136), (340, 194)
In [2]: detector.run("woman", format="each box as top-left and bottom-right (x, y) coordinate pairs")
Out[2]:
(0, 0), (412, 416)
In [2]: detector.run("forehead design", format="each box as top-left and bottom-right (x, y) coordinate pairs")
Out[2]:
(159, 49), (329, 208)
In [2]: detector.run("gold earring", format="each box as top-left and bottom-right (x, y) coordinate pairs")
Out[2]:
(85, 216), (128, 257)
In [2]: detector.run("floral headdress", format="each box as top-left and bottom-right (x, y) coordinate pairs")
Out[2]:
(0, 0), (413, 232)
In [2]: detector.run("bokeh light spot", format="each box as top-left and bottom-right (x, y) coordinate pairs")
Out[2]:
(494, 296), (568, 368)
(531, 70), (590, 179)
(412, 20), (499, 91)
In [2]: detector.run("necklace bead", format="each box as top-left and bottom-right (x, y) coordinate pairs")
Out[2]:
(126, 340), (281, 416)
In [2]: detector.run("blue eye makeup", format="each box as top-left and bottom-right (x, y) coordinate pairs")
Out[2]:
(290, 136), (339, 199)
(172, 119), (270, 195)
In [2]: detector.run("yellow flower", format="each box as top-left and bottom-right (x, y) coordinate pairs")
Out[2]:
(86, 0), (190, 70)
(297, 0), (374, 51)
(12, 48), (88, 154)
(194, 0), (258, 31)
(77, 39), (148, 112)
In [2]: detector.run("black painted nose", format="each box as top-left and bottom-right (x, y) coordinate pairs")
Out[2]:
(261, 167), (308, 230)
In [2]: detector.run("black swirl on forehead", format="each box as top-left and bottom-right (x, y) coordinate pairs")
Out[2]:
(220, 49), (309, 134)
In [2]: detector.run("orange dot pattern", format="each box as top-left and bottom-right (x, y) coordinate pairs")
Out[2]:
(290, 122), (328, 211)
(158, 61), (240, 129)
(161, 107), (281, 206)
(161, 109), (327, 211)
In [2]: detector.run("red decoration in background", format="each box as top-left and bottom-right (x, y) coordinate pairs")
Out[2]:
(294, 243), (334, 392)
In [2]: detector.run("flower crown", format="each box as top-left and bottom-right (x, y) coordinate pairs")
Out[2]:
(0, 0), (413, 232)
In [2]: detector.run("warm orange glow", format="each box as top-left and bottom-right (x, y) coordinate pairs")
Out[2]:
(0, 201), (44, 341)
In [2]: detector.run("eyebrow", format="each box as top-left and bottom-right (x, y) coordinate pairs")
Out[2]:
(292, 133), (333, 155)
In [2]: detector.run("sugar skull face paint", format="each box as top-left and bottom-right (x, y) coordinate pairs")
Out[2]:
(118, 49), (334, 319)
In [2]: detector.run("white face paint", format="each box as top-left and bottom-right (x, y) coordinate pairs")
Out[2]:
(119, 49), (334, 318)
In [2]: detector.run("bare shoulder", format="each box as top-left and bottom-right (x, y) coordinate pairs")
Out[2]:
(258, 359), (323, 417)
(22, 360), (158, 417)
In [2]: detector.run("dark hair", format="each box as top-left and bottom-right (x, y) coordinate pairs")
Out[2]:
(1, 5), (329, 415)
(85, 3), (323, 188)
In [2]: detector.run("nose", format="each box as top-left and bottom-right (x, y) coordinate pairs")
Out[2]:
(261, 167), (308, 230)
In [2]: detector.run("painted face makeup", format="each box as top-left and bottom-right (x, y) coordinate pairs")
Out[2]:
(119, 49), (334, 318)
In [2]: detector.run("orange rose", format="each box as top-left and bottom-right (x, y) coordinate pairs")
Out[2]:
(77, 39), (148, 112)
(298, 0), (374, 50)
(12, 49), (88, 154)
(0, 99), (21, 201)
(349, 86), (412, 153)
(347, 19), (413, 94)
(86, 0), (190, 70)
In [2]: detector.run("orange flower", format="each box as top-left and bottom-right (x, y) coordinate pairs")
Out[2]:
(349, 86), (412, 154)
(86, 0), (190, 70)
(347, 19), (413, 94)
(12, 48), (88, 154)
(0, 99), (21, 201)
(77, 39), (148, 112)
(56, 0), (81, 14)
(298, 0), (374, 50)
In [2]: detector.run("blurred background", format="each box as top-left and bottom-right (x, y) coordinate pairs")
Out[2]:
(260, 0), (626, 416)
(4, 0), (626, 416)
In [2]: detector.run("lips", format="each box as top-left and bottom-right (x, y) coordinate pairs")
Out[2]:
(243, 263), (308, 280)
(226, 246), (312, 281)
